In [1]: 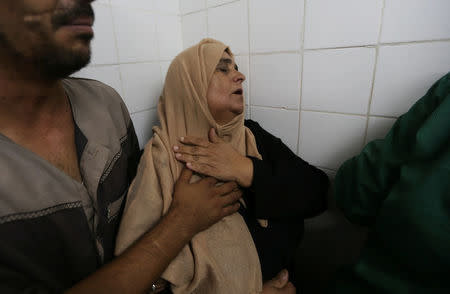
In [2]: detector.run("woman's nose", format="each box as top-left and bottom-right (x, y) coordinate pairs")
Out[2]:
(234, 71), (246, 83)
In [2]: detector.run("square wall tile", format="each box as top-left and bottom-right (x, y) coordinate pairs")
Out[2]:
(207, 0), (235, 7)
(250, 53), (301, 109)
(131, 108), (160, 149)
(154, 0), (179, 13)
(381, 0), (450, 43)
(112, 8), (158, 63)
(180, 0), (206, 14)
(302, 48), (376, 114)
(234, 55), (250, 105)
(371, 42), (450, 117)
(251, 107), (299, 152)
(91, 4), (118, 65)
(182, 11), (208, 48)
(95, 0), (109, 5)
(208, 0), (249, 55)
(249, 0), (303, 53)
(110, 0), (153, 10)
(120, 62), (163, 113)
(160, 61), (172, 83)
(365, 117), (396, 144)
(72, 65), (124, 98)
(298, 111), (366, 170)
(304, 0), (383, 49)
(157, 15), (183, 60)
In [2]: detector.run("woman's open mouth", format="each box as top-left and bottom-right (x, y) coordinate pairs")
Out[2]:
(232, 89), (243, 95)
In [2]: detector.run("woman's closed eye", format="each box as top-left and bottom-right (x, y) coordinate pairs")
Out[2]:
(216, 65), (238, 74)
(216, 67), (229, 73)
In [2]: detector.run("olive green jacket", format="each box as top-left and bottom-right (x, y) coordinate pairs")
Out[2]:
(330, 73), (450, 293)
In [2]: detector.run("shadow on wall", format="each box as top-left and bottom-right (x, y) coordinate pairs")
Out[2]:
(295, 179), (368, 294)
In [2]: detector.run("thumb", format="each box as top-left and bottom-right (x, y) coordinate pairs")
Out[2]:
(208, 128), (220, 143)
(179, 166), (193, 183)
(268, 269), (289, 289)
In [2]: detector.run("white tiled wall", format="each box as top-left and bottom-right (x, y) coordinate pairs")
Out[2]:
(77, 0), (450, 174)
(181, 0), (450, 175)
(73, 0), (181, 149)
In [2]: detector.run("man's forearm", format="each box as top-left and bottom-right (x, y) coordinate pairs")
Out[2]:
(66, 209), (193, 294)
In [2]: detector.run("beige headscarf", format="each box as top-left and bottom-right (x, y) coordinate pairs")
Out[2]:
(115, 39), (263, 294)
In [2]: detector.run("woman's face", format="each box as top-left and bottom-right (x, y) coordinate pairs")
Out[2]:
(207, 51), (245, 125)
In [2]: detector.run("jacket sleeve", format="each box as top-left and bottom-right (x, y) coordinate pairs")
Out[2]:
(244, 120), (329, 220)
(334, 73), (450, 226)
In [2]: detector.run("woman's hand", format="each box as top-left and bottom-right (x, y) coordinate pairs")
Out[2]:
(173, 128), (254, 187)
(261, 270), (296, 294)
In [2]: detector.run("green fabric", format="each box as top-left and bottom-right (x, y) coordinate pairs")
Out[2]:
(330, 73), (450, 294)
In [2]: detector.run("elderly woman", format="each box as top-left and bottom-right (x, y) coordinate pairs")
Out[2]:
(115, 39), (329, 293)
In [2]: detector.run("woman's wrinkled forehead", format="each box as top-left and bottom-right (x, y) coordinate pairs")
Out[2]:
(199, 41), (232, 84)
(204, 46), (233, 69)
(164, 39), (231, 95)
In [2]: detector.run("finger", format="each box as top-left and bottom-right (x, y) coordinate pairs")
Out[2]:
(208, 128), (221, 143)
(178, 167), (193, 183)
(220, 190), (242, 207)
(201, 176), (218, 186)
(186, 162), (214, 177)
(215, 181), (239, 196)
(285, 282), (296, 291)
(220, 202), (240, 217)
(173, 145), (208, 156)
(180, 136), (210, 148)
(269, 269), (289, 289)
(176, 153), (208, 165)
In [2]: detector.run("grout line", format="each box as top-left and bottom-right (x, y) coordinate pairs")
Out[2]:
(205, 0), (209, 37)
(296, 0), (307, 155)
(88, 59), (173, 67)
(251, 105), (372, 117)
(299, 109), (367, 117)
(181, 0), (240, 16)
(131, 107), (158, 116)
(251, 105), (299, 111)
(362, 0), (386, 148)
(179, 11), (186, 49)
(155, 16), (162, 65)
(370, 114), (398, 119)
(108, 4), (179, 16)
(207, 0), (241, 10)
(246, 0), (252, 119)
(305, 45), (377, 51)
(181, 8), (207, 17)
(107, 3), (126, 101)
(88, 47), (450, 68)
(379, 38), (450, 47)
(251, 50), (302, 55)
(237, 104), (398, 119)
(244, 38), (450, 56)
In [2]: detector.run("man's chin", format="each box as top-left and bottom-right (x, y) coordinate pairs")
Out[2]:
(36, 41), (92, 79)
(38, 52), (91, 79)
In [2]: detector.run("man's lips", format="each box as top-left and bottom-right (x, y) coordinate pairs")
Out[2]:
(70, 16), (94, 26)
(61, 17), (94, 33)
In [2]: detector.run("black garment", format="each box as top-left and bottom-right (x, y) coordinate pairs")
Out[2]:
(242, 120), (329, 281)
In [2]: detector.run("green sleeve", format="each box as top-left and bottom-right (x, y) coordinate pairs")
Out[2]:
(335, 73), (450, 226)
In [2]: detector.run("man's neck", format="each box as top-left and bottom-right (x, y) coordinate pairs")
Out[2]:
(0, 60), (67, 131)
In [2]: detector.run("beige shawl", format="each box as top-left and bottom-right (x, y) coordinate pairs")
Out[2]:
(115, 39), (263, 293)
